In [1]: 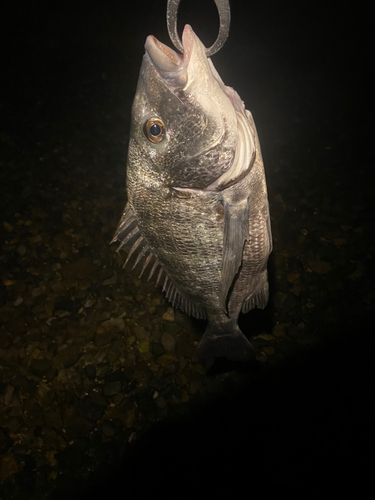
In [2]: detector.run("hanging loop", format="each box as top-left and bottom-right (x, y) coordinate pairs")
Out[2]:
(166, 0), (231, 57)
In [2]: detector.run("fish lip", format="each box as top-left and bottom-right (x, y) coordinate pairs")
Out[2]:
(144, 24), (194, 78)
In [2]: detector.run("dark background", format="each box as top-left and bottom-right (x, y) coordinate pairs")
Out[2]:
(1, 0), (373, 497)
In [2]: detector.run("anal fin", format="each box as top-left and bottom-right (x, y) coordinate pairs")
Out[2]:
(242, 281), (269, 313)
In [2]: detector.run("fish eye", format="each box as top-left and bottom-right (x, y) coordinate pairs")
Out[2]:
(144, 117), (165, 143)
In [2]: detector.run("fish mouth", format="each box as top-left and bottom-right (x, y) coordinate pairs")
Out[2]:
(145, 25), (195, 79)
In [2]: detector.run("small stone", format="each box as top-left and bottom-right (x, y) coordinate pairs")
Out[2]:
(348, 269), (364, 280)
(61, 257), (98, 279)
(138, 341), (150, 353)
(131, 325), (148, 339)
(272, 324), (288, 339)
(334, 238), (347, 247)
(2, 278), (16, 286)
(162, 307), (175, 322)
(103, 276), (117, 285)
(176, 336), (194, 357)
(126, 335), (136, 348)
(31, 286), (46, 297)
(104, 381), (121, 397)
(307, 259), (332, 274)
(53, 345), (82, 370)
(29, 358), (52, 377)
(123, 409), (136, 428)
(30, 235), (42, 243)
(254, 333), (275, 341)
(16, 244), (27, 256)
(291, 282), (302, 296)
(96, 363), (111, 379)
(85, 364), (96, 379)
(262, 346), (275, 355)
(102, 421), (115, 437)
(176, 372), (189, 387)
(7, 416), (23, 433)
(157, 352), (177, 366)
(287, 273), (300, 283)
(91, 392), (108, 407)
(161, 332), (176, 352)
(45, 450), (57, 467)
(0, 454), (19, 481)
(31, 207), (47, 219)
(275, 291), (286, 303)
(3, 221), (13, 232)
(94, 332), (112, 347)
(65, 417), (95, 441)
(0, 332), (12, 349)
(107, 344), (121, 363)
(99, 317), (125, 333)
(155, 396), (167, 409)
(152, 342), (165, 357)
(187, 379), (201, 395)
(181, 390), (189, 403)
(51, 281), (65, 293)
(83, 297), (96, 308)
(13, 297), (23, 306)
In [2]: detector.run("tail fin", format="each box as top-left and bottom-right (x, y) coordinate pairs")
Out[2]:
(195, 323), (255, 369)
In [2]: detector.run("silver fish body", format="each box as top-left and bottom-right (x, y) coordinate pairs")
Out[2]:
(113, 25), (272, 367)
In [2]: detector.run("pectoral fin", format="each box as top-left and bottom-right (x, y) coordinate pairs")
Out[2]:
(220, 196), (249, 312)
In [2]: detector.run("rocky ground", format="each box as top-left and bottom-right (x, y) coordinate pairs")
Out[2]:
(0, 1), (373, 498)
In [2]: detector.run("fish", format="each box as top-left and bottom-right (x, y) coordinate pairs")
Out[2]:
(112, 24), (272, 368)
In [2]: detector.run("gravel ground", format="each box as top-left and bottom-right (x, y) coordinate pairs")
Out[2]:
(0, 1), (373, 498)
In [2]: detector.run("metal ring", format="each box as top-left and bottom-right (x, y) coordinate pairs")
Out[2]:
(166, 0), (231, 57)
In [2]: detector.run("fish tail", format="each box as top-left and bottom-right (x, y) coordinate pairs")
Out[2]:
(195, 323), (255, 369)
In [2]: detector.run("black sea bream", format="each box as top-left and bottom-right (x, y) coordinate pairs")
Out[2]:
(113, 25), (272, 367)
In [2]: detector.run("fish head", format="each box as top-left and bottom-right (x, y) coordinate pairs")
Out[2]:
(129, 25), (240, 189)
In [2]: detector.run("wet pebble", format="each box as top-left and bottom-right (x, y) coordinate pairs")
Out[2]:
(53, 345), (83, 370)
(162, 307), (175, 322)
(0, 332), (12, 349)
(85, 364), (96, 379)
(98, 317), (125, 333)
(64, 418), (95, 441)
(161, 332), (176, 352)
(306, 259), (332, 274)
(187, 379), (201, 395)
(13, 297), (24, 307)
(103, 275), (117, 285)
(16, 244), (27, 256)
(29, 358), (52, 377)
(101, 420), (115, 437)
(104, 381), (121, 397)
(83, 297), (96, 308)
(0, 454), (19, 481)
(94, 332), (112, 347)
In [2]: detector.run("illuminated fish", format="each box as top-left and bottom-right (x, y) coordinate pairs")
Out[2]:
(113, 25), (272, 367)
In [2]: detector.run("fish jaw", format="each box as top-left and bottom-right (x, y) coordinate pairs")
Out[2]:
(144, 24), (198, 82)
(144, 34), (185, 81)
